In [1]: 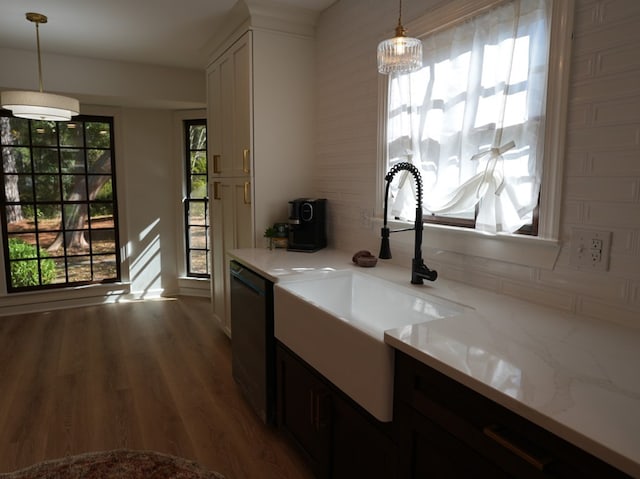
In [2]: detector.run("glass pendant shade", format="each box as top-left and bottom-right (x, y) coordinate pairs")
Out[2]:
(377, 34), (423, 74)
(377, 0), (423, 75)
(1, 12), (79, 122)
(1, 90), (79, 121)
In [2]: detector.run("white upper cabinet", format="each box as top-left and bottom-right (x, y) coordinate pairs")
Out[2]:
(207, 32), (252, 178)
(206, 0), (320, 335)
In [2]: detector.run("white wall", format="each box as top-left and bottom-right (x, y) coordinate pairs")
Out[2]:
(0, 47), (205, 109)
(314, 0), (640, 328)
(118, 108), (179, 298)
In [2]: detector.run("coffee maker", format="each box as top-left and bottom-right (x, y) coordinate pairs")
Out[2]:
(287, 198), (327, 252)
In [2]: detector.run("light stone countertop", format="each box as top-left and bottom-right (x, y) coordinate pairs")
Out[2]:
(228, 247), (640, 477)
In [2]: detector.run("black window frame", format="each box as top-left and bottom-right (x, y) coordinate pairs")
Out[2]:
(183, 118), (209, 278)
(1, 111), (121, 292)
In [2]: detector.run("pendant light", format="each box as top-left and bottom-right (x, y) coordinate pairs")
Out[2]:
(1, 12), (79, 122)
(377, 0), (423, 74)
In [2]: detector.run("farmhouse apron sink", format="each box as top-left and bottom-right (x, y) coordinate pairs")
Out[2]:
(274, 269), (470, 421)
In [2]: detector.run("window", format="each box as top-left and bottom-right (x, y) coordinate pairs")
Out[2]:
(183, 119), (209, 278)
(1, 113), (120, 292)
(383, 0), (561, 236)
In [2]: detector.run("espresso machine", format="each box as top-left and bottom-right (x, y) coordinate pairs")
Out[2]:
(287, 198), (327, 252)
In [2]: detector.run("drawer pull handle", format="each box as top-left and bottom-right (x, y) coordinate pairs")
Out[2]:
(213, 182), (221, 200)
(309, 389), (330, 432)
(483, 425), (552, 471)
(243, 181), (251, 205)
(213, 154), (221, 174)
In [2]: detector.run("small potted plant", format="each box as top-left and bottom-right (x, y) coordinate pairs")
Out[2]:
(264, 226), (276, 250)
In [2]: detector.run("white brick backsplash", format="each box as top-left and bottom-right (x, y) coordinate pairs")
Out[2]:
(565, 151), (589, 175)
(315, 0), (640, 328)
(570, 54), (595, 82)
(538, 267), (627, 301)
(437, 265), (502, 292)
(609, 254), (640, 279)
(593, 95), (640, 125)
(599, 0), (640, 25)
(501, 280), (576, 311)
(597, 44), (640, 77)
(565, 177), (637, 201)
(577, 298), (640, 329)
(585, 202), (640, 227)
(567, 125), (640, 151)
(567, 101), (591, 127)
(633, 282), (640, 304)
(570, 72), (640, 103)
(588, 150), (640, 176)
(561, 201), (585, 224)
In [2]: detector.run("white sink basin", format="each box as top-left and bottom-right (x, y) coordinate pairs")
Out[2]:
(274, 269), (469, 422)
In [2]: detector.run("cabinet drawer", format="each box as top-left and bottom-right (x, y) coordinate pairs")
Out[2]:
(394, 351), (630, 479)
(396, 401), (511, 479)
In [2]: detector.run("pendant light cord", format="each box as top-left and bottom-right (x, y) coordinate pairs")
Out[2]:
(395, 0), (407, 37)
(35, 21), (44, 93)
(26, 13), (48, 93)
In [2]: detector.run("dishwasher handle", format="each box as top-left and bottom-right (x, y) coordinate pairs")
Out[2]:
(230, 262), (266, 296)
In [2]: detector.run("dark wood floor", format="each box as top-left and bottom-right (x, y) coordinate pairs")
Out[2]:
(0, 296), (314, 478)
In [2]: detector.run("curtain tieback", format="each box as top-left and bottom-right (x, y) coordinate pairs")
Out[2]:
(470, 140), (516, 198)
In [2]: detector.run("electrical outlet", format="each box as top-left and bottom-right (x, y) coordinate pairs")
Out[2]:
(569, 228), (612, 271)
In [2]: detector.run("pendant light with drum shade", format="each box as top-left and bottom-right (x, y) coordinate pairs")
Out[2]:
(1, 13), (79, 121)
(377, 0), (423, 74)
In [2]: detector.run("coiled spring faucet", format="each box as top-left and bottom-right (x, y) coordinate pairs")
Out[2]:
(379, 162), (437, 284)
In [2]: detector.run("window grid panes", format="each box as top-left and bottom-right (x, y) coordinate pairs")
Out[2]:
(1, 112), (121, 292)
(184, 119), (209, 278)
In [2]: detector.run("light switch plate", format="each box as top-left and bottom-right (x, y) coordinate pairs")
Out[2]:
(569, 228), (612, 271)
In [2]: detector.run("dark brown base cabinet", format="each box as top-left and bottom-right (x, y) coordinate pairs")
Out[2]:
(276, 342), (398, 479)
(394, 350), (631, 479)
(275, 341), (630, 479)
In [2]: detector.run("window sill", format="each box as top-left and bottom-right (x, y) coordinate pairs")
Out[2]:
(178, 276), (211, 297)
(374, 218), (561, 269)
(0, 282), (131, 316)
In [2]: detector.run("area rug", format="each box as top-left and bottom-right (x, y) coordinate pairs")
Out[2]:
(0, 449), (225, 479)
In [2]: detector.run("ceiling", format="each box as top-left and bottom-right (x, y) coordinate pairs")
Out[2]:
(0, 0), (336, 70)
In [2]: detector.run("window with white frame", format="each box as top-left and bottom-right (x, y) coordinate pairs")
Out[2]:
(383, 0), (569, 237)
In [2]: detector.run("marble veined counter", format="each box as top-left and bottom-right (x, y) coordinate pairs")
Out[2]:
(228, 247), (640, 477)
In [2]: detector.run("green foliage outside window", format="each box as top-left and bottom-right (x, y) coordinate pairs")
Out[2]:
(8, 238), (56, 287)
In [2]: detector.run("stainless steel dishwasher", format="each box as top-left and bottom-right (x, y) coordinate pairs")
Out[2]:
(229, 260), (275, 425)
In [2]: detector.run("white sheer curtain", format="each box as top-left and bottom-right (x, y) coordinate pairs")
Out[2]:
(386, 0), (551, 233)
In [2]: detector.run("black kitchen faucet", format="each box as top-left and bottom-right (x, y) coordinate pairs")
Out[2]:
(379, 162), (437, 284)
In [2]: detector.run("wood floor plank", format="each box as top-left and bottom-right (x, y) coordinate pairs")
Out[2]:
(0, 297), (314, 478)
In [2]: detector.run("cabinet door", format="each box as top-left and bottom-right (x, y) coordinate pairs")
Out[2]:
(210, 178), (254, 335)
(207, 61), (224, 177)
(207, 32), (251, 177)
(232, 34), (251, 176)
(276, 344), (331, 479)
(331, 392), (398, 479)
